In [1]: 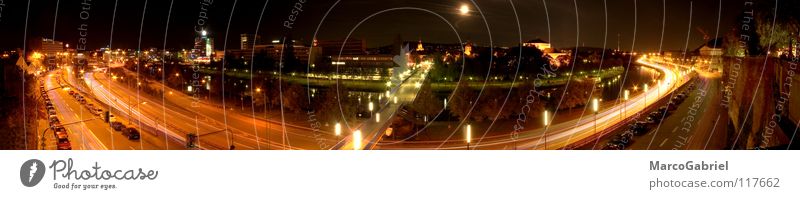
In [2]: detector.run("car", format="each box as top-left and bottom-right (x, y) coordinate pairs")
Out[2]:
(657, 106), (670, 115)
(620, 131), (634, 139)
(87, 103), (95, 110)
(68, 90), (75, 95)
(111, 121), (126, 131)
(611, 136), (631, 146)
(94, 107), (103, 115)
(628, 122), (648, 135)
(121, 128), (140, 140)
(55, 133), (72, 150)
(603, 142), (622, 150)
(48, 109), (57, 115)
(48, 115), (59, 124)
(667, 102), (678, 111)
(644, 116), (658, 124)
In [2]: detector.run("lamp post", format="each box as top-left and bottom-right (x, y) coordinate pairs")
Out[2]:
(592, 98), (599, 135)
(465, 124), (471, 150)
(643, 84), (649, 107)
(334, 122), (342, 137)
(543, 110), (550, 150)
(368, 101), (374, 116)
(353, 130), (362, 150)
(623, 89), (630, 118)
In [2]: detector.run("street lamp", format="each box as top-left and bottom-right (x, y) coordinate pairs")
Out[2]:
(375, 113), (381, 122)
(368, 101), (374, 115)
(643, 84), (649, 107)
(353, 130), (362, 150)
(592, 98), (599, 135)
(623, 89), (630, 118)
(465, 124), (471, 150)
(393, 96), (398, 104)
(334, 122), (341, 136)
(543, 110), (550, 150)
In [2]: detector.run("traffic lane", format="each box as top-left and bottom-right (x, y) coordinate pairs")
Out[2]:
(629, 77), (710, 149)
(57, 70), (178, 150)
(684, 76), (725, 150)
(53, 77), (168, 150)
(90, 73), (306, 150)
(45, 74), (104, 150)
(96, 73), (334, 150)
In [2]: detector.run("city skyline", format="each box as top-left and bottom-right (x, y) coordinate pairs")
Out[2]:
(1, 0), (742, 52)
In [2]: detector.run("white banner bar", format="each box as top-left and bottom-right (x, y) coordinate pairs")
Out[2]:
(1, 151), (797, 199)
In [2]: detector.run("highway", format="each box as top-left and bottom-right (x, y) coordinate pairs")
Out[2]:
(84, 66), (340, 150)
(375, 57), (691, 149)
(44, 70), (177, 150)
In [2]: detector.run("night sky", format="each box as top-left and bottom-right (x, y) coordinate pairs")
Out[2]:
(0, 0), (750, 52)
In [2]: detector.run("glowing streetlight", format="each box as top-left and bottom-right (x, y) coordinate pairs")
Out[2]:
(465, 124), (471, 150)
(543, 110), (550, 150)
(643, 84), (649, 106)
(459, 4), (470, 15)
(385, 90), (391, 98)
(543, 110), (550, 126)
(352, 130), (362, 150)
(334, 122), (341, 136)
(393, 96), (398, 104)
(623, 89), (630, 118)
(368, 102), (374, 112)
(375, 113), (381, 122)
(592, 98), (599, 134)
(256, 88), (261, 93)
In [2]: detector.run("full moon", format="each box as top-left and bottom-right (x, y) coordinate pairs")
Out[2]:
(459, 5), (470, 15)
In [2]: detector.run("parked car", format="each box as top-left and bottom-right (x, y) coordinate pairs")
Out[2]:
(48, 115), (60, 126)
(122, 128), (140, 140)
(644, 116), (658, 124)
(603, 142), (623, 150)
(68, 90), (75, 95)
(55, 133), (72, 150)
(111, 121), (126, 131)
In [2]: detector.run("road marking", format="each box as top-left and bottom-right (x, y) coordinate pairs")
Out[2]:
(659, 138), (668, 147)
(703, 115), (721, 150)
(234, 141), (254, 149)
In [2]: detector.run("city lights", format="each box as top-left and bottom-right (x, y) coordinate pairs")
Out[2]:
(353, 130), (362, 150)
(459, 4), (470, 15)
(334, 122), (341, 136)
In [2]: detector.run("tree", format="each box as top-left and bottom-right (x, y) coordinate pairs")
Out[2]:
(449, 81), (477, 121)
(551, 79), (594, 110)
(410, 80), (442, 118)
(475, 87), (509, 121)
(0, 55), (38, 149)
(313, 86), (356, 123)
(281, 82), (308, 113)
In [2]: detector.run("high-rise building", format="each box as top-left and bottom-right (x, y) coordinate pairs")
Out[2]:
(35, 38), (64, 57)
(192, 30), (214, 63)
(316, 39), (366, 56)
(240, 34), (261, 50)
